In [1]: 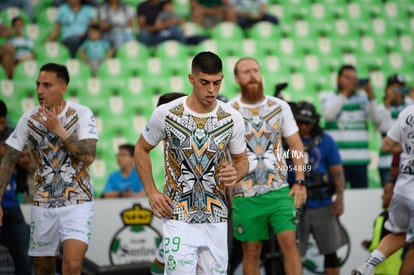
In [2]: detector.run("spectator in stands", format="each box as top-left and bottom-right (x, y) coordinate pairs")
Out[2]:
(154, 0), (186, 43)
(79, 23), (114, 76)
(0, 19), (14, 79)
(360, 182), (403, 275)
(47, 0), (95, 58)
(7, 16), (34, 64)
(320, 64), (381, 189)
(136, 0), (185, 47)
(230, 0), (278, 29)
(0, 0), (34, 23)
(294, 101), (346, 275)
(376, 74), (407, 187)
(190, 0), (236, 28)
(97, 0), (135, 50)
(101, 144), (145, 198)
(53, 0), (98, 6)
(0, 99), (33, 274)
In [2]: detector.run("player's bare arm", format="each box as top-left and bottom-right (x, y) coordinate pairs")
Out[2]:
(63, 137), (96, 165)
(0, 146), (20, 198)
(329, 164), (345, 216)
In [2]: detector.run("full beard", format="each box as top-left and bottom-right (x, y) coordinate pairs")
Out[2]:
(240, 82), (264, 103)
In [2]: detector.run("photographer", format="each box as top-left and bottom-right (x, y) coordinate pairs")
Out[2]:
(294, 101), (346, 275)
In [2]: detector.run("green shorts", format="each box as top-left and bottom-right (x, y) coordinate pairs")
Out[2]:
(232, 187), (297, 242)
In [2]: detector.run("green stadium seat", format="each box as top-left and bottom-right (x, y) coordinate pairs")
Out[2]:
(382, 52), (413, 78)
(99, 93), (137, 132)
(140, 57), (169, 94)
(116, 40), (151, 76)
(247, 21), (281, 55)
(165, 75), (191, 93)
(154, 40), (189, 75)
(193, 39), (221, 56)
(239, 39), (265, 58)
(173, 0), (191, 20)
(356, 37), (386, 71)
(12, 60), (39, 94)
(150, 145), (166, 192)
(122, 0), (141, 8)
(78, 77), (112, 111)
(344, 2), (370, 33)
(64, 59), (92, 94)
(313, 36), (342, 68)
(220, 77), (239, 101)
(0, 80), (21, 121)
(36, 7), (57, 27)
(35, 42), (71, 64)
(220, 55), (240, 99)
(380, 2), (408, 33)
(182, 21), (209, 38)
(96, 58), (131, 92)
(210, 22), (245, 56)
(120, 78), (157, 119)
(0, 7), (30, 26)
(0, 66), (6, 80)
(329, 29), (358, 53)
(280, 0), (310, 19)
(31, 0), (54, 19)
(367, 69), (386, 96)
(24, 23), (52, 47)
(276, 37), (304, 70)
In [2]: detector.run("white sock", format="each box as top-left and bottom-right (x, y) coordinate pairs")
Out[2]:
(362, 249), (385, 274)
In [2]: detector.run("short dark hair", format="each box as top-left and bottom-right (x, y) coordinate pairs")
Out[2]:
(156, 92), (186, 107)
(40, 63), (70, 85)
(118, 144), (135, 157)
(11, 16), (23, 26)
(337, 64), (356, 77)
(89, 23), (100, 31)
(0, 100), (7, 117)
(191, 51), (222, 75)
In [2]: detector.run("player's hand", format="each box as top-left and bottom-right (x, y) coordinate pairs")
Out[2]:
(219, 160), (238, 187)
(289, 184), (307, 208)
(148, 191), (173, 219)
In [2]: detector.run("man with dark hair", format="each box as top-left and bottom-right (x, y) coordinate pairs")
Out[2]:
(294, 101), (346, 275)
(102, 143), (145, 198)
(0, 63), (98, 275)
(0, 99), (33, 274)
(156, 92), (187, 107)
(135, 51), (249, 274)
(320, 64), (381, 188)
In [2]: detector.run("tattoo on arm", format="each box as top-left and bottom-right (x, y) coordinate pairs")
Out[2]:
(331, 168), (345, 195)
(63, 136), (97, 165)
(0, 147), (20, 198)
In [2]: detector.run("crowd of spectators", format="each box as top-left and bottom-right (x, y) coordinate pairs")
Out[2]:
(0, 0), (279, 78)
